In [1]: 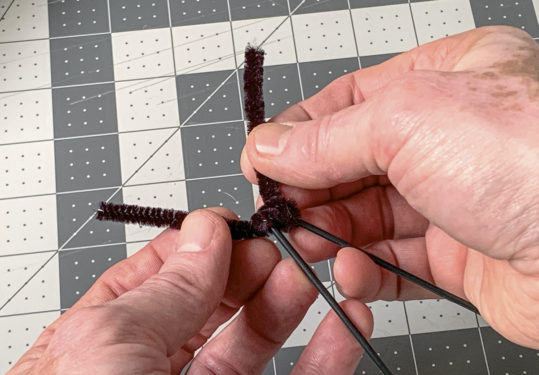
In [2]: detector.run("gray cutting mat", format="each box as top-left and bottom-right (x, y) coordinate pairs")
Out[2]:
(1, 0), (539, 374)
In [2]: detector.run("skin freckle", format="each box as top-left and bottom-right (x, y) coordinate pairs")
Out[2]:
(491, 90), (518, 98)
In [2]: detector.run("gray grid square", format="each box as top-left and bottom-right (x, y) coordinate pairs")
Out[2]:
(412, 328), (489, 374)
(240, 63), (302, 119)
(186, 175), (255, 220)
(50, 34), (115, 87)
(470, 0), (539, 38)
(48, 0), (109, 37)
(54, 135), (122, 192)
(360, 52), (399, 68)
(176, 70), (242, 125)
(52, 83), (118, 138)
(109, 0), (170, 32)
(274, 345), (304, 374)
(169, 0), (229, 26)
(481, 327), (539, 375)
(56, 188), (125, 249)
(355, 335), (416, 374)
(290, 0), (348, 14)
(181, 121), (245, 179)
(229, 0), (288, 20)
(59, 244), (126, 308)
(299, 57), (359, 99)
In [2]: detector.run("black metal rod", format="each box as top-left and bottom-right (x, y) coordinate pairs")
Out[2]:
(298, 220), (480, 315)
(271, 228), (393, 375)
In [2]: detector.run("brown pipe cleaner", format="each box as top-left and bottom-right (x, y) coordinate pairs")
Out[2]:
(97, 46), (300, 239)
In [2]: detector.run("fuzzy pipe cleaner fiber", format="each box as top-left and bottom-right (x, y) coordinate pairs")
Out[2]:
(97, 46), (300, 239)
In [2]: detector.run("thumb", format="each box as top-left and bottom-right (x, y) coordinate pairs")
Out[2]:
(110, 210), (232, 354)
(242, 101), (395, 190)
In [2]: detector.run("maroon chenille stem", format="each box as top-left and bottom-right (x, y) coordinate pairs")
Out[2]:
(97, 46), (300, 239)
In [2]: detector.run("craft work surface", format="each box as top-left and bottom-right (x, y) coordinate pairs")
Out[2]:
(1, 0), (538, 374)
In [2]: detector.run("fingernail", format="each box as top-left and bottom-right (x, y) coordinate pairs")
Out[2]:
(254, 123), (292, 156)
(177, 212), (215, 252)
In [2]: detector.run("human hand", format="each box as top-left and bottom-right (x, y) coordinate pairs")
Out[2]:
(241, 26), (539, 349)
(7, 209), (373, 375)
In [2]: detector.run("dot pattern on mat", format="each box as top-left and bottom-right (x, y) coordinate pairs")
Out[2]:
(368, 301), (410, 338)
(0, 0), (48, 43)
(298, 57), (359, 99)
(480, 327), (539, 375)
(0, 141), (56, 199)
(405, 299), (477, 334)
(169, 0), (229, 26)
(111, 28), (175, 81)
(292, 10), (357, 62)
(59, 245), (126, 309)
(240, 63), (301, 118)
(172, 21), (235, 74)
(354, 335), (416, 374)
(181, 121), (245, 179)
(54, 135), (122, 192)
(123, 181), (188, 242)
(50, 34), (114, 86)
(349, 0), (409, 8)
(290, 0), (348, 14)
(119, 129), (185, 186)
(115, 77), (180, 132)
(48, 0), (109, 37)
(52, 83), (118, 138)
(470, 0), (539, 37)
(56, 189), (125, 249)
(410, 0), (476, 45)
(274, 346), (304, 374)
(412, 328), (489, 374)
(228, 0), (288, 20)
(176, 70), (242, 125)
(0, 195), (58, 257)
(0, 312), (59, 375)
(109, 0), (170, 32)
(0, 40), (51, 92)
(351, 3), (418, 56)
(186, 175), (254, 219)
(0, 90), (53, 145)
(0, 253), (59, 315)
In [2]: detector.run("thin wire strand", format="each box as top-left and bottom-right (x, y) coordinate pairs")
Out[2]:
(271, 228), (393, 375)
(298, 220), (480, 315)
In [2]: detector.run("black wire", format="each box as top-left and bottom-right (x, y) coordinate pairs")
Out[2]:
(271, 228), (393, 375)
(298, 220), (480, 315)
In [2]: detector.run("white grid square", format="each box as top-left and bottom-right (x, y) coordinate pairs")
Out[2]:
(0, 141), (56, 199)
(352, 4), (417, 56)
(123, 181), (188, 242)
(0, 89), (54, 145)
(119, 128), (184, 186)
(0, 195), (58, 257)
(411, 0), (476, 45)
(172, 22), (236, 74)
(115, 77), (180, 132)
(232, 17), (297, 66)
(0, 39), (51, 92)
(112, 27), (175, 80)
(292, 10), (357, 62)
(0, 252), (60, 316)
(0, 311), (60, 374)
(126, 241), (149, 257)
(0, 0), (49, 43)
(405, 299), (478, 334)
